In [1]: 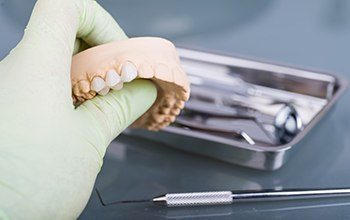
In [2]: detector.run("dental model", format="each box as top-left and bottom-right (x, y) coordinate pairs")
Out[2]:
(71, 37), (190, 130)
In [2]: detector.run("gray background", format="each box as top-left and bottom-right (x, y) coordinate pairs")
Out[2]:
(1, 0), (350, 219)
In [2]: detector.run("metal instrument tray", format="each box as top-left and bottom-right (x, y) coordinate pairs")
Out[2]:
(125, 48), (347, 171)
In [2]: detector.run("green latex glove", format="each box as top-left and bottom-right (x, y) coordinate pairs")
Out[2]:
(0, 0), (157, 219)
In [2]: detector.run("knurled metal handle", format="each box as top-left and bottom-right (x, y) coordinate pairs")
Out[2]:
(165, 191), (233, 207)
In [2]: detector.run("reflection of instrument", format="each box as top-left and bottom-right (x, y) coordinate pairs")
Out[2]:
(152, 188), (350, 207)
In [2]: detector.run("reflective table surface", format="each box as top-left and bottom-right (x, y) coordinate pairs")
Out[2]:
(1, 0), (350, 219)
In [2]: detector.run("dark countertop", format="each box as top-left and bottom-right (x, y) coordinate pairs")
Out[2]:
(1, 1), (350, 219)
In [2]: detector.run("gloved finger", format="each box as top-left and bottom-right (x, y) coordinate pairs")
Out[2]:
(75, 0), (127, 46)
(73, 38), (82, 55)
(6, 0), (127, 104)
(75, 79), (157, 152)
(73, 38), (90, 55)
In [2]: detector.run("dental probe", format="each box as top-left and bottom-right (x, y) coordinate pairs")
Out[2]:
(151, 188), (350, 207)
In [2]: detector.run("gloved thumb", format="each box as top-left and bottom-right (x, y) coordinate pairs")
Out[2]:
(75, 79), (157, 148)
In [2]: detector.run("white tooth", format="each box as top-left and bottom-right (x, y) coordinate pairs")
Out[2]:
(91, 77), (105, 92)
(121, 62), (137, 82)
(98, 86), (110, 96)
(105, 70), (121, 87)
(111, 82), (123, 90)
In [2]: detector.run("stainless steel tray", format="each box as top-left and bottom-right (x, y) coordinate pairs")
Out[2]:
(125, 48), (347, 171)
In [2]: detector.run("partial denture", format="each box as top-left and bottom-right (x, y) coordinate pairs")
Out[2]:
(71, 37), (190, 130)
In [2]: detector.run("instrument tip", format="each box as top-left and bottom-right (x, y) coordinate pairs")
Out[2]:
(152, 195), (167, 206)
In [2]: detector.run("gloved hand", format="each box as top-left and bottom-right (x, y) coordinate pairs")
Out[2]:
(0, 0), (157, 219)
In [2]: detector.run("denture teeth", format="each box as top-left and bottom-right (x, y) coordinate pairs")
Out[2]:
(164, 97), (176, 107)
(175, 101), (185, 109)
(138, 64), (154, 78)
(153, 114), (166, 123)
(105, 70), (121, 87)
(78, 80), (90, 93)
(159, 107), (171, 114)
(170, 115), (176, 122)
(121, 62), (138, 82)
(176, 90), (190, 102)
(91, 77), (106, 92)
(111, 82), (123, 90)
(98, 87), (110, 96)
(83, 91), (95, 99)
(171, 108), (181, 115)
(163, 117), (171, 122)
(77, 96), (85, 102)
(73, 84), (81, 96)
